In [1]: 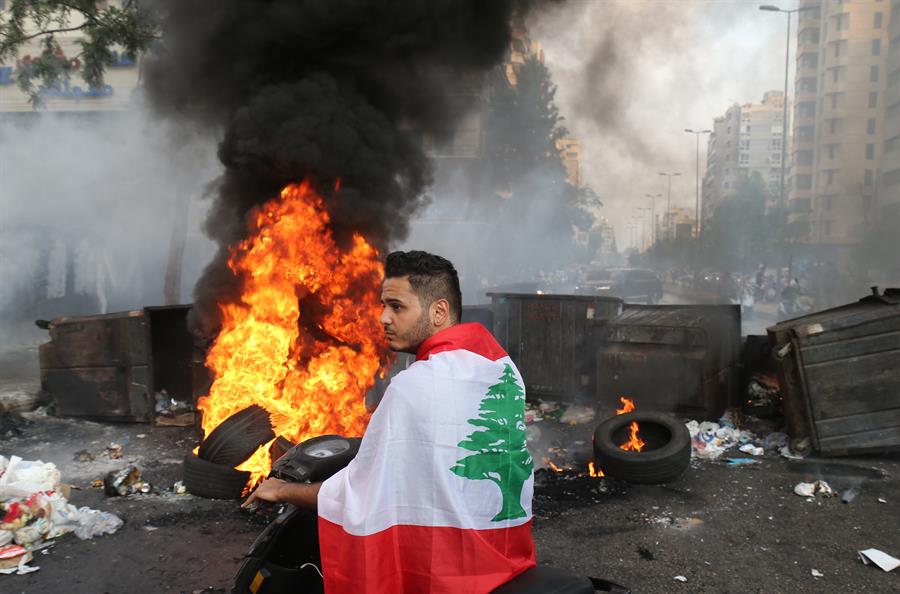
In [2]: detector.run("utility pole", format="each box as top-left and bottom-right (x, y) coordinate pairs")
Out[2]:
(684, 129), (712, 238)
(658, 172), (681, 240)
(645, 193), (662, 247)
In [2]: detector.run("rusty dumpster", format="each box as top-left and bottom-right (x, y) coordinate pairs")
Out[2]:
(39, 305), (197, 423)
(767, 287), (900, 456)
(594, 304), (741, 420)
(489, 292), (623, 401)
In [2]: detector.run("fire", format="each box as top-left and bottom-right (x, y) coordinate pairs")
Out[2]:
(588, 461), (604, 477)
(199, 182), (387, 488)
(616, 396), (645, 452)
(548, 461), (563, 472)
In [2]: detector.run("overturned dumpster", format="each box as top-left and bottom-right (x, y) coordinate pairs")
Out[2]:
(595, 304), (741, 420)
(38, 305), (200, 423)
(768, 287), (900, 456)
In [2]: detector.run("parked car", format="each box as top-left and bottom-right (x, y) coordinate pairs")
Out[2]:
(578, 268), (663, 303)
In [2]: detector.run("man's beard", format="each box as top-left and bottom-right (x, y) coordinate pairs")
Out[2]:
(394, 310), (434, 354)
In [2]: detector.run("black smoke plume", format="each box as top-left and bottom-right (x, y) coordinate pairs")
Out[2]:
(143, 0), (531, 336)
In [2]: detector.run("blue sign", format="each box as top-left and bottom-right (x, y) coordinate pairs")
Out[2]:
(39, 78), (114, 101)
(0, 66), (13, 85)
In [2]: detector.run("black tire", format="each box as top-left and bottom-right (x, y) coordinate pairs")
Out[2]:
(182, 452), (251, 499)
(592, 412), (691, 484)
(197, 405), (275, 467)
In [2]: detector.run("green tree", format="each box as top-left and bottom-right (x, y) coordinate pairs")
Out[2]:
(0, 0), (159, 106)
(450, 364), (532, 522)
(477, 56), (593, 272)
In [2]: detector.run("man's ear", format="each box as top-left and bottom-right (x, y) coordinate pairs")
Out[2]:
(431, 298), (450, 327)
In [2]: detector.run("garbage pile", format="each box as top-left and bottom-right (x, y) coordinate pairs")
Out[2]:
(0, 455), (123, 575)
(685, 410), (796, 462)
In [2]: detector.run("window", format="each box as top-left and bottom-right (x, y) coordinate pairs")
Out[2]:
(868, 118), (877, 134)
(836, 13), (850, 31)
(831, 93), (841, 109)
(873, 39), (882, 55)
(825, 221), (834, 236)
(875, 12), (883, 29)
(826, 170), (835, 185)
(865, 169), (874, 186)
(871, 65), (880, 82)
(829, 119), (841, 134)
(796, 174), (813, 190)
(796, 150), (814, 166)
(834, 40), (849, 57)
(866, 143), (875, 160)
(832, 67), (842, 83)
(825, 195), (834, 210)
(869, 92), (878, 108)
(884, 169), (900, 187)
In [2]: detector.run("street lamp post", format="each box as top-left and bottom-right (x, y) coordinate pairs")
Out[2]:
(684, 129), (712, 238)
(658, 172), (681, 240)
(637, 207), (652, 252)
(645, 193), (662, 247)
(760, 3), (818, 208)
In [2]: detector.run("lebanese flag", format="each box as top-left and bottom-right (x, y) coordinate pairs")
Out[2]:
(318, 322), (536, 593)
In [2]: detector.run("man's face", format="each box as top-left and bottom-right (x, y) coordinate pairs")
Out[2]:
(380, 276), (433, 354)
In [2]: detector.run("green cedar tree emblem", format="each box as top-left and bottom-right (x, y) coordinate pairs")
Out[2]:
(450, 363), (533, 521)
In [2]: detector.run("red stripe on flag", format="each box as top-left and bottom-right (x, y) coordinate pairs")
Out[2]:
(416, 323), (508, 362)
(318, 518), (535, 594)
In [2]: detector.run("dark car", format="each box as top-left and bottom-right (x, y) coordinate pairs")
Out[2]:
(578, 268), (663, 303)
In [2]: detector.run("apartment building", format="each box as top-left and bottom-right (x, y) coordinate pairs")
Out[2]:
(788, 0), (892, 248)
(702, 92), (787, 222)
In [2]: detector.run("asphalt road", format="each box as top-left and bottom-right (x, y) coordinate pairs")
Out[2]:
(1, 412), (898, 594)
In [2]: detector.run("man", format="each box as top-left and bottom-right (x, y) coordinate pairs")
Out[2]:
(243, 250), (536, 593)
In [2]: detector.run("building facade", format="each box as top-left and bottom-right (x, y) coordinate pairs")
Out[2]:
(882, 0), (900, 220)
(702, 91), (787, 223)
(788, 0), (892, 248)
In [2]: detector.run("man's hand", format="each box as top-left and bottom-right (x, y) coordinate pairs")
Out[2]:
(241, 477), (286, 509)
(241, 478), (322, 510)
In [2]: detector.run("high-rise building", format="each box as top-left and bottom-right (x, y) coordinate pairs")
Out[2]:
(882, 1), (900, 223)
(788, 0), (892, 248)
(702, 92), (787, 222)
(556, 137), (582, 187)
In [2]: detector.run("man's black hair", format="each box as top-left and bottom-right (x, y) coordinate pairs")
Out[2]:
(385, 251), (462, 323)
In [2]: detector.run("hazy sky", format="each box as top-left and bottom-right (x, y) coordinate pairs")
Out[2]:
(529, 0), (796, 246)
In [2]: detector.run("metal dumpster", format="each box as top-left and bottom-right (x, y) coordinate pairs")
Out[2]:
(489, 292), (623, 401)
(768, 287), (900, 456)
(39, 305), (196, 422)
(595, 304), (741, 420)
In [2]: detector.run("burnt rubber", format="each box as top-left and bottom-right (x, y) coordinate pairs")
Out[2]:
(182, 452), (252, 500)
(197, 404), (275, 467)
(592, 411), (691, 484)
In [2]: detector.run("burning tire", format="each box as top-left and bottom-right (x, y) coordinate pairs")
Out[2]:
(182, 452), (252, 500)
(592, 412), (690, 484)
(197, 405), (275, 467)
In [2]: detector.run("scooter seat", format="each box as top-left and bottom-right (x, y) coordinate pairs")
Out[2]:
(491, 565), (595, 594)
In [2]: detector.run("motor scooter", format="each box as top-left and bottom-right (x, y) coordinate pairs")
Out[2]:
(231, 435), (629, 594)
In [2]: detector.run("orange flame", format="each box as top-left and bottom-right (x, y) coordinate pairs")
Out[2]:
(588, 461), (604, 477)
(548, 461), (563, 472)
(199, 182), (387, 488)
(615, 396), (645, 452)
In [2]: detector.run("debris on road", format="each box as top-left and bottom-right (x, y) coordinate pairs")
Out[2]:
(103, 465), (150, 496)
(811, 569), (824, 578)
(858, 548), (900, 572)
(559, 404), (596, 425)
(738, 443), (764, 456)
(793, 480), (834, 498)
(841, 488), (858, 504)
(674, 575), (688, 582)
(0, 455), (123, 575)
(724, 457), (759, 466)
